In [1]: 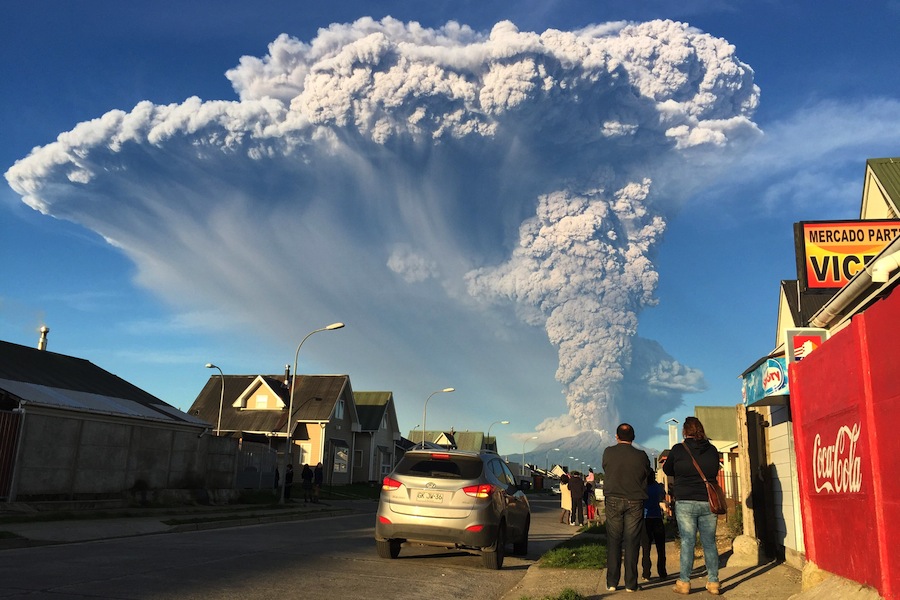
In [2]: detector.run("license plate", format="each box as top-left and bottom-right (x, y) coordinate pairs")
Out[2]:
(416, 490), (444, 503)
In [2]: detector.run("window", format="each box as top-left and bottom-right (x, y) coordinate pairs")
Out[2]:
(354, 449), (363, 472)
(298, 443), (311, 465)
(334, 446), (348, 473)
(381, 414), (388, 430)
(380, 451), (393, 478)
(335, 398), (344, 419)
(254, 394), (267, 409)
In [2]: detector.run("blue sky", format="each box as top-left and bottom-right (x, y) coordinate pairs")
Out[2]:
(3, 1), (899, 463)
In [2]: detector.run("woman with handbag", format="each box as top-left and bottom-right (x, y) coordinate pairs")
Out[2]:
(662, 416), (722, 596)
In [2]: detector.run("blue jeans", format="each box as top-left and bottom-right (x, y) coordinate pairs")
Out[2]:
(675, 500), (719, 583)
(605, 496), (645, 590)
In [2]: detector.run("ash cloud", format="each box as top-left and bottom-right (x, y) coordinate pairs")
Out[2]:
(5, 17), (759, 441)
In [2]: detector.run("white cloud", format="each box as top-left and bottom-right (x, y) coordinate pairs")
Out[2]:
(5, 16), (761, 438)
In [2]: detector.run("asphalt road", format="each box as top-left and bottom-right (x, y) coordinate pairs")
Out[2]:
(0, 496), (576, 599)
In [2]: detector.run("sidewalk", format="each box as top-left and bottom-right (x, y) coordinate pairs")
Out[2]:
(501, 536), (804, 600)
(0, 499), (352, 548)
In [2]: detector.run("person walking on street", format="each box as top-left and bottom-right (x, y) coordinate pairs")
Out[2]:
(283, 464), (294, 500)
(559, 473), (572, 524)
(300, 464), (314, 502)
(640, 478), (668, 581)
(313, 462), (324, 503)
(568, 471), (585, 526)
(663, 416), (722, 596)
(602, 423), (652, 593)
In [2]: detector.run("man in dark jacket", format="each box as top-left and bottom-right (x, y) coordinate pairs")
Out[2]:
(602, 423), (653, 593)
(568, 471), (586, 526)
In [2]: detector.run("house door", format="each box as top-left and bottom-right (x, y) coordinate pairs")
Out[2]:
(0, 410), (23, 500)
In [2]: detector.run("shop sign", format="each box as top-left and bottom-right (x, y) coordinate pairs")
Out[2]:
(785, 328), (829, 363)
(794, 220), (900, 290)
(812, 422), (862, 494)
(742, 357), (789, 405)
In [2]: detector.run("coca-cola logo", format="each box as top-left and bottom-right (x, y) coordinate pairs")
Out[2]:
(812, 423), (862, 494)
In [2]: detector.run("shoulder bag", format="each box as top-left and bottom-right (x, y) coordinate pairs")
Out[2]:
(682, 442), (727, 515)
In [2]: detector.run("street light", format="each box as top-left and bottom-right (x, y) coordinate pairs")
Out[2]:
(204, 363), (224, 436)
(421, 388), (454, 448)
(283, 322), (345, 504)
(521, 436), (538, 476)
(546, 447), (560, 472)
(486, 420), (509, 449)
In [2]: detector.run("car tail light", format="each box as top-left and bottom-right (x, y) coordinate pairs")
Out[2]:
(463, 483), (495, 499)
(378, 516), (392, 524)
(430, 453), (451, 460)
(382, 476), (403, 491)
(465, 524), (484, 532)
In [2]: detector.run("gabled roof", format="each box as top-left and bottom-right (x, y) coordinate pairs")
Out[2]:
(863, 157), (900, 218)
(778, 280), (834, 329)
(354, 391), (397, 432)
(0, 340), (204, 427)
(451, 431), (485, 452)
(188, 373), (356, 437)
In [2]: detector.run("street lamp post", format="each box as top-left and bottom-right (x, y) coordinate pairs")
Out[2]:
(521, 436), (538, 476)
(282, 322), (345, 504)
(204, 363), (225, 436)
(486, 420), (509, 449)
(546, 447), (560, 472)
(421, 388), (454, 448)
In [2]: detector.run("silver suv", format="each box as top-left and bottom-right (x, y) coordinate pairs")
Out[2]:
(374, 448), (531, 569)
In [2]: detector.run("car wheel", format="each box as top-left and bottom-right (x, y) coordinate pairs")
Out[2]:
(481, 525), (505, 569)
(512, 517), (530, 556)
(376, 539), (401, 559)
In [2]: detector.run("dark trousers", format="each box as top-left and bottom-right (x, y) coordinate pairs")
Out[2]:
(571, 496), (584, 525)
(641, 517), (667, 578)
(605, 496), (645, 590)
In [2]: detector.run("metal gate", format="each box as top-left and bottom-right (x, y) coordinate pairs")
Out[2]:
(236, 441), (278, 489)
(0, 410), (22, 500)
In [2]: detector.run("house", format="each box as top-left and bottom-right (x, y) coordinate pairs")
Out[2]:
(0, 336), (221, 503)
(408, 429), (488, 452)
(353, 391), (401, 483)
(738, 157), (900, 597)
(190, 370), (404, 487)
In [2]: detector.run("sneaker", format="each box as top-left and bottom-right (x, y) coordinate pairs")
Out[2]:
(606, 587), (616, 591)
(626, 586), (641, 592)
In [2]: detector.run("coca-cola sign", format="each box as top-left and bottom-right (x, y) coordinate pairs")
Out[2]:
(812, 422), (862, 494)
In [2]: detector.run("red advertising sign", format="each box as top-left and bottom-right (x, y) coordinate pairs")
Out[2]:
(794, 220), (900, 290)
(785, 328), (828, 364)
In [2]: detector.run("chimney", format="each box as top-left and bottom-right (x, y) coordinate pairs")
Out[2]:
(284, 364), (291, 386)
(37, 326), (49, 351)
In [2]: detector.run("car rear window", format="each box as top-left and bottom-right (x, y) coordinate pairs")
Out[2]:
(395, 454), (484, 479)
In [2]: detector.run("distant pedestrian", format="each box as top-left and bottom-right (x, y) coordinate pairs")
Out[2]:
(663, 416), (721, 596)
(273, 467), (280, 491)
(300, 464), (314, 502)
(602, 423), (653, 593)
(313, 462), (324, 503)
(568, 471), (585, 526)
(641, 478), (668, 581)
(284, 464), (294, 500)
(559, 473), (572, 523)
(586, 467), (595, 485)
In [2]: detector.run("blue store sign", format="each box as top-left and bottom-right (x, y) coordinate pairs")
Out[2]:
(742, 357), (789, 405)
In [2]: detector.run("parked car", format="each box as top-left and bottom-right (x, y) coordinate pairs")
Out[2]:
(550, 483), (561, 495)
(375, 448), (531, 569)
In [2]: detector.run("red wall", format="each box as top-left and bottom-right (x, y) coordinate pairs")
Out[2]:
(790, 288), (900, 600)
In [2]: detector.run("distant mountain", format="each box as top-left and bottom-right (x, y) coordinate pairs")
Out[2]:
(515, 430), (662, 474)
